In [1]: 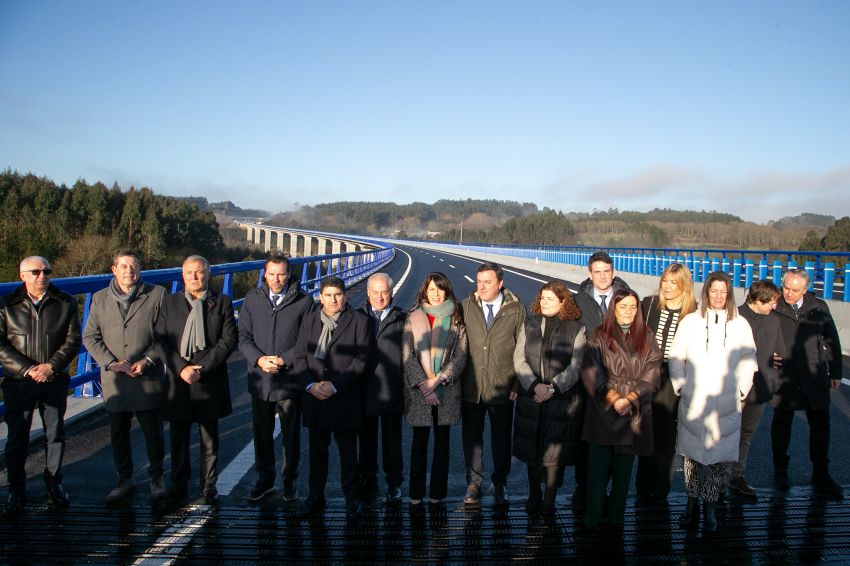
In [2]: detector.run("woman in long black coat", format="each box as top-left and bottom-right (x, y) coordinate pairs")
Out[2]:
(157, 256), (237, 503)
(513, 281), (586, 515)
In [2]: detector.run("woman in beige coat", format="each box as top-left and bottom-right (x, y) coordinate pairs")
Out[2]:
(402, 272), (468, 508)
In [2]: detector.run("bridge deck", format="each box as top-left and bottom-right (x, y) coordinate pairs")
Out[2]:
(2, 492), (849, 563)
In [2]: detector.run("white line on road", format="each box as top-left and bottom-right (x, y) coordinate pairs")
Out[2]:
(433, 249), (549, 284)
(134, 419), (282, 564)
(392, 248), (413, 295)
(464, 275), (474, 283)
(439, 258), (444, 262)
(448, 264), (455, 269)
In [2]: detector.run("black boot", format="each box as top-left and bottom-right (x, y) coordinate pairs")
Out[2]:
(540, 488), (557, 516)
(703, 501), (718, 532)
(678, 497), (699, 530)
(526, 484), (542, 514)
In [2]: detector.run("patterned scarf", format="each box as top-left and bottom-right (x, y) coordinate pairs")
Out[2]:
(314, 309), (341, 360)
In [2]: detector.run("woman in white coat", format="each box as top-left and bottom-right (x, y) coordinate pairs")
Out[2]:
(669, 271), (757, 533)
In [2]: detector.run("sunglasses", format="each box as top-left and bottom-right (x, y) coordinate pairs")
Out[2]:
(23, 269), (53, 276)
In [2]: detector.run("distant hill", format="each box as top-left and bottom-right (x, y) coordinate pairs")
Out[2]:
(772, 213), (835, 228)
(178, 196), (269, 218)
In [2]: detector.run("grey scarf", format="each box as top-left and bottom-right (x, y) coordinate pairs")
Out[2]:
(109, 277), (141, 319)
(180, 289), (209, 360)
(314, 310), (341, 361)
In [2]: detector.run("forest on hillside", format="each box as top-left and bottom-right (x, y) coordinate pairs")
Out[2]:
(0, 170), (257, 281)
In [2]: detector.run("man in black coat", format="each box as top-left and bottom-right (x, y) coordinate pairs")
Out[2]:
(771, 269), (843, 499)
(570, 251), (629, 510)
(0, 256), (81, 519)
(238, 254), (313, 502)
(157, 255), (237, 504)
(357, 273), (405, 504)
(732, 280), (783, 498)
(293, 276), (372, 515)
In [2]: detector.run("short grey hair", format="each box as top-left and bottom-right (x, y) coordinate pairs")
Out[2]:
(783, 268), (811, 288)
(19, 256), (50, 271)
(367, 272), (394, 290)
(183, 255), (210, 270)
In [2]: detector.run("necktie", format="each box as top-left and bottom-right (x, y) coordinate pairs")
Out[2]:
(599, 295), (608, 317)
(272, 294), (281, 307)
(373, 309), (383, 335)
(485, 304), (495, 330)
(792, 303), (799, 319)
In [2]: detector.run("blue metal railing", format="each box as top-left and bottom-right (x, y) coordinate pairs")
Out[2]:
(0, 244), (394, 417)
(407, 241), (850, 302)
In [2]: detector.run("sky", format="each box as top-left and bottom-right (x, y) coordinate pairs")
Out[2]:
(1, 0), (849, 224)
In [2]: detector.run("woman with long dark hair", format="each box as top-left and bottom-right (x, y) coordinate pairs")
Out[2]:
(513, 281), (586, 515)
(670, 271), (757, 532)
(636, 262), (697, 503)
(402, 272), (468, 508)
(581, 289), (661, 529)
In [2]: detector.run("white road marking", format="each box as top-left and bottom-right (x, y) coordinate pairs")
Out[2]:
(439, 258), (444, 262)
(430, 248), (549, 284)
(448, 264), (455, 269)
(134, 416), (283, 563)
(392, 247), (413, 296)
(464, 275), (474, 283)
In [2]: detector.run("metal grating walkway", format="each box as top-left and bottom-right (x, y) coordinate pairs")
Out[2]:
(2, 492), (849, 564)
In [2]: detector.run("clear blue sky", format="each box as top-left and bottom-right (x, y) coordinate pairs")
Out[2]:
(2, 1), (849, 223)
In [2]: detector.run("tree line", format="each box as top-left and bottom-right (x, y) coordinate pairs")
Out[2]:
(0, 169), (258, 281)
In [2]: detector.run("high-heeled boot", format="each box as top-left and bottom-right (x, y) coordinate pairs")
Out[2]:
(677, 497), (699, 530)
(703, 501), (718, 532)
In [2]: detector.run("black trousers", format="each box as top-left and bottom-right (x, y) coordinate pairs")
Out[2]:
(462, 400), (514, 487)
(170, 419), (219, 490)
(2, 376), (68, 494)
(409, 407), (450, 501)
(358, 411), (404, 490)
(635, 373), (679, 498)
(251, 396), (301, 487)
(109, 409), (164, 481)
(771, 404), (831, 473)
(308, 428), (358, 500)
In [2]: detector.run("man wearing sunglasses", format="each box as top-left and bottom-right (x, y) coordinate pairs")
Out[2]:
(0, 256), (81, 519)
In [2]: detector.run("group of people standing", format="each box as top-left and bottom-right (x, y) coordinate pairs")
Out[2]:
(0, 250), (844, 533)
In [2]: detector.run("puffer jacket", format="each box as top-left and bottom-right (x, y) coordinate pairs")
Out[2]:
(773, 293), (842, 411)
(0, 283), (81, 380)
(581, 326), (661, 456)
(461, 289), (526, 404)
(513, 315), (586, 466)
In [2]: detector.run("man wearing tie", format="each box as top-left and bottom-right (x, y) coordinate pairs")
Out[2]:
(357, 273), (406, 504)
(239, 255), (314, 502)
(461, 262), (526, 507)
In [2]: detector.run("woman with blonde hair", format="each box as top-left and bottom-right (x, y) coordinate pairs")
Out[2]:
(513, 281), (586, 515)
(402, 272), (468, 509)
(635, 262), (697, 503)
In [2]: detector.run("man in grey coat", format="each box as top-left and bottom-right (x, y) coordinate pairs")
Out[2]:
(83, 250), (167, 504)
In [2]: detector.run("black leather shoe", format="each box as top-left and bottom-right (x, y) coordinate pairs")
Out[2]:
(728, 477), (757, 498)
(298, 494), (326, 515)
(2, 492), (26, 520)
(678, 497), (699, 530)
(703, 502), (718, 532)
(385, 486), (403, 505)
(494, 485), (509, 507)
(203, 486), (218, 505)
(281, 484), (300, 502)
(247, 482), (275, 502)
(812, 473), (844, 500)
(45, 482), (70, 507)
(463, 484), (481, 507)
(346, 498), (363, 516)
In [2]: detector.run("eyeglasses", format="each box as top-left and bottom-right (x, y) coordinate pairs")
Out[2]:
(23, 269), (53, 276)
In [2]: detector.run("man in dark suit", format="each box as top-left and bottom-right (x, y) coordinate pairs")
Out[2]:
(0, 256), (81, 519)
(83, 249), (168, 504)
(238, 254), (313, 502)
(157, 255), (237, 505)
(293, 276), (372, 515)
(357, 273), (405, 504)
(771, 268), (843, 499)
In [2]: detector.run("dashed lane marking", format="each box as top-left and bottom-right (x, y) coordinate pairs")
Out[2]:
(464, 275), (474, 283)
